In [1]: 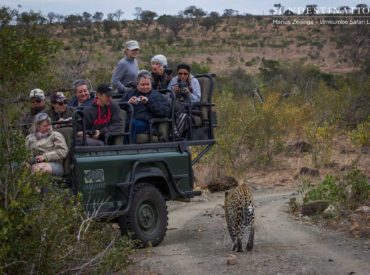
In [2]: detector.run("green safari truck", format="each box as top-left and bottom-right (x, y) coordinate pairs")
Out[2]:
(58, 74), (217, 247)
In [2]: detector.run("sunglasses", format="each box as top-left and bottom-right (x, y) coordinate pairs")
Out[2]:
(54, 101), (67, 106)
(178, 72), (189, 76)
(130, 48), (139, 52)
(31, 99), (43, 104)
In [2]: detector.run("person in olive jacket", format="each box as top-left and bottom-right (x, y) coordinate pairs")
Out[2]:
(121, 70), (170, 143)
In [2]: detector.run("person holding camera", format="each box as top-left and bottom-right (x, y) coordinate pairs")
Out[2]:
(111, 40), (140, 94)
(167, 63), (201, 138)
(167, 63), (201, 103)
(121, 70), (170, 143)
(48, 92), (75, 128)
(150, 54), (173, 90)
(26, 112), (68, 176)
(78, 84), (123, 146)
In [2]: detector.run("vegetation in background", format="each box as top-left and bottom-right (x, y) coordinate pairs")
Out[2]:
(0, 6), (134, 273)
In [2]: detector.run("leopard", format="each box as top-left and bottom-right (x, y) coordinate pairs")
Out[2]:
(224, 183), (255, 252)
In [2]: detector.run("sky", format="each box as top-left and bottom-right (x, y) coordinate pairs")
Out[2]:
(2, 0), (369, 19)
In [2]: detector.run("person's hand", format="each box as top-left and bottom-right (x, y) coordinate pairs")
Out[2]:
(92, 129), (100, 139)
(172, 84), (180, 93)
(128, 96), (138, 104)
(139, 96), (148, 104)
(35, 155), (45, 163)
(183, 87), (190, 95)
(156, 65), (164, 75)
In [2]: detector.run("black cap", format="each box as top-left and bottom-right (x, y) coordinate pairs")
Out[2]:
(96, 84), (113, 96)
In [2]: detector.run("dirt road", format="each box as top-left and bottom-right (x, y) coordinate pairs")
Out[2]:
(134, 190), (370, 275)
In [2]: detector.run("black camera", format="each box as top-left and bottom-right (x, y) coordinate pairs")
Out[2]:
(178, 80), (188, 94)
(163, 65), (172, 75)
(86, 130), (97, 137)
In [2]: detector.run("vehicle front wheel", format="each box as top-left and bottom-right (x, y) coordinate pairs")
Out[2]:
(119, 182), (168, 247)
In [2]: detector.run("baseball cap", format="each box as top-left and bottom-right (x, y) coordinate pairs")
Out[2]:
(51, 92), (67, 103)
(29, 88), (45, 99)
(124, 40), (140, 50)
(96, 84), (113, 96)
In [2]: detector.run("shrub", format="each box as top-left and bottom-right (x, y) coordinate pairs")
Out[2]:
(349, 118), (370, 147)
(303, 175), (346, 204)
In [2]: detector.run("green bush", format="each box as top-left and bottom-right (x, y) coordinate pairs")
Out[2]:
(303, 169), (369, 210)
(349, 118), (370, 147)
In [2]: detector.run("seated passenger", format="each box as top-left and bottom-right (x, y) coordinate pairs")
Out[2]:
(121, 70), (170, 143)
(78, 84), (123, 146)
(68, 79), (94, 108)
(150, 54), (173, 90)
(168, 63), (201, 103)
(167, 63), (202, 137)
(21, 88), (47, 136)
(48, 92), (75, 128)
(26, 112), (68, 176)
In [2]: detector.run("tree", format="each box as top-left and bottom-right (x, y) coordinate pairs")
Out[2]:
(223, 9), (237, 17)
(55, 13), (64, 23)
(92, 11), (104, 22)
(82, 11), (92, 22)
(273, 3), (284, 14)
(158, 15), (184, 38)
(47, 12), (56, 24)
(115, 9), (124, 21)
(184, 5), (206, 25)
(339, 6), (351, 14)
(355, 4), (368, 15)
(200, 12), (221, 32)
(133, 7), (142, 20)
(139, 10), (157, 30)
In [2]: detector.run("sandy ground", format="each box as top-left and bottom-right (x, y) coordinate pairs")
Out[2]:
(128, 189), (370, 274)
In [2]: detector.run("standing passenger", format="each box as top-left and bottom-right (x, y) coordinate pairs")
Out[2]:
(111, 40), (140, 94)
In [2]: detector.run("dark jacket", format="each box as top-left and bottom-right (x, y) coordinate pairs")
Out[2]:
(48, 106), (75, 122)
(20, 107), (47, 136)
(121, 89), (170, 122)
(67, 94), (95, 108)
(151, 71), (172, 90)
(82, 100), (123, 140)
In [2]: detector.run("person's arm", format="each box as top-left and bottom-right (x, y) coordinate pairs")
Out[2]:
(43, 132), (68, 162)
(190, 77), (201, 102)
(111, 60), (127, 92)
(99, 103), (123, 135)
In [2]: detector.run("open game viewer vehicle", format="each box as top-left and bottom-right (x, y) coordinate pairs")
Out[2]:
(56, 74), (217, 247)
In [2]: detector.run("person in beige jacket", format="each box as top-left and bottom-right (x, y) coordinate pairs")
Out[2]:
(26, 112), (68, 176)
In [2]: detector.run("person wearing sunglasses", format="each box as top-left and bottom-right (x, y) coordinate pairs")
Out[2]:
(111, 40), (140, 94)
(26, 112), (68, 176)
(21, 88), (47, 135)
(68, 79), (95, 108)
(167, 63), (201, 103)
(167, 63), (201, 138)
(48, 92), (75, 128)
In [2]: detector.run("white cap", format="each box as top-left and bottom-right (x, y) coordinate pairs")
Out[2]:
(151, 54), (168, 66)
(124, 40), (140, 50)
(29, 88), (45, 99)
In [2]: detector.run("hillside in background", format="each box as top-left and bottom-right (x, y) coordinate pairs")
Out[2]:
(47, 14), (369, 87)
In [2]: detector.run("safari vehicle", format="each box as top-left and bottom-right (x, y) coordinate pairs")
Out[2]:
(55, 74), (217, 247)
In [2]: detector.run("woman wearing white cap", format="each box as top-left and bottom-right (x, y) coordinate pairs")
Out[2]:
(150, 54), (173, 90)
(111, 40), (140, 94)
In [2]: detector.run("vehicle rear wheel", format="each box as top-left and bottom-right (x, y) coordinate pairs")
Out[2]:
(119, 182), (168, 247)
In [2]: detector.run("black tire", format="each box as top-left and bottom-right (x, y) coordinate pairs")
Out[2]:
(119, 182), (168, 247)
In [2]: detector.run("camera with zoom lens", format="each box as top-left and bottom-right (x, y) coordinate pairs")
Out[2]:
(136, 97), (142, 103)
(178, 81), (188, 95)
(86, 130), (97, 137)
(163, 65), (172, 75)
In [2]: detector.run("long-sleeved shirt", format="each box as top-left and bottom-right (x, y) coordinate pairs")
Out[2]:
(82, 100), (123, 141)
(26, 130), (68, 163)
(167, 74), (201, 102)
(111, 56), (139, 93)
(121, 89), (170, 122)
